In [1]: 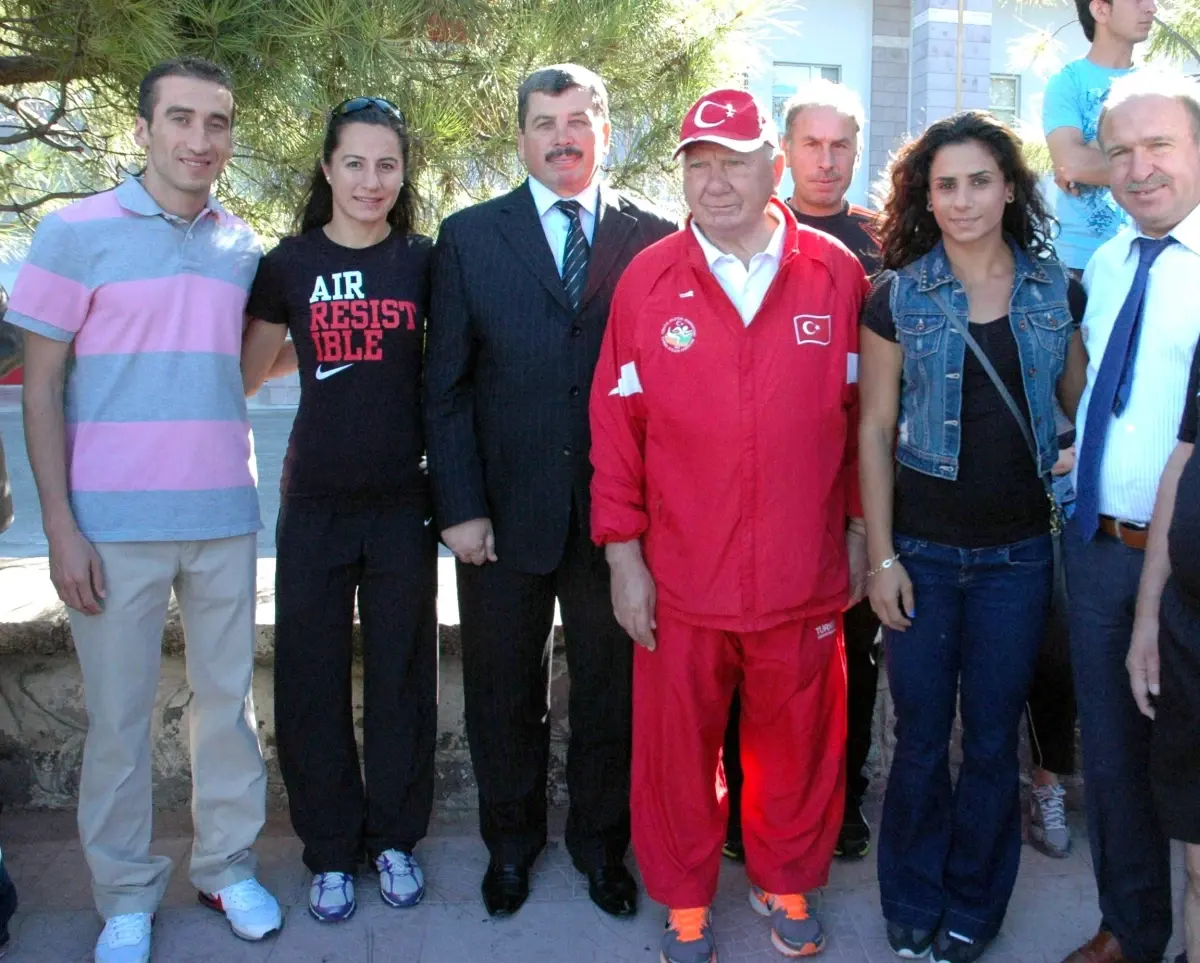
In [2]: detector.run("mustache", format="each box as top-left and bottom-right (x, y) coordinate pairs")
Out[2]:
(1125, 173), (1170, 193)
(545, 146), (583, 162)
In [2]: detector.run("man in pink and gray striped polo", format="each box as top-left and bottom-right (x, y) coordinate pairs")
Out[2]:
(8, 57), (282, 963)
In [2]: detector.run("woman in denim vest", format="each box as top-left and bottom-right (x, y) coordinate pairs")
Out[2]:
(858, 111), (1085, 963)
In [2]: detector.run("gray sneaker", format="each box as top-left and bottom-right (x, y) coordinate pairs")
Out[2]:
(660, 907), (716, 963)
(1030, 783), (1070, 858)
(749, 886), (825, 957)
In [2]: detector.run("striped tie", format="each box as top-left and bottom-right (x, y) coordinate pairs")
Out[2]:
(556, 199), (589, 311)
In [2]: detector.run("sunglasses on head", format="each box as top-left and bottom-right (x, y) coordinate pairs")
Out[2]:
(332, 96), (406, 126)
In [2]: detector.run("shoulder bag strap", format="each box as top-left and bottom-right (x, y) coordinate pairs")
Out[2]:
(924, 285), (1063, 534)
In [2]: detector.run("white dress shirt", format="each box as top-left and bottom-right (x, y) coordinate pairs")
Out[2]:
(527, 176), (599, 276)
(1074, 201), (1200, 523)
(691, 215), (785, 325)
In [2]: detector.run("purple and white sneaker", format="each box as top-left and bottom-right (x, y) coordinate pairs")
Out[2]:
(308, 872), (356, 923)
(376, 850), (424, 908)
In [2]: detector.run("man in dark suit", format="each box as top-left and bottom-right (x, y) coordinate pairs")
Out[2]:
(424, 64), (677, 919)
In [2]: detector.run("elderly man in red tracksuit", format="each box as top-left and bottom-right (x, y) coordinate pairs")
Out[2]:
(590, 89), (867, 962)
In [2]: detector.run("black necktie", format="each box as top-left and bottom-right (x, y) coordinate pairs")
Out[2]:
(556, 199), (589, 311)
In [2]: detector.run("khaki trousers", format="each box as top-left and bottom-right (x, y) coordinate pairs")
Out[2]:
(68, 535), (265, 918)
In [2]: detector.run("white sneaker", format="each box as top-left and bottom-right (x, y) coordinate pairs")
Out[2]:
(376, 849), (424, 907)
(94, 913), (152, 963)
(199, 877), (282, 940)
(308, 871), (356, 922)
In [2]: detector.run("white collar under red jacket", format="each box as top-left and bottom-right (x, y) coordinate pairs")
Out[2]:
(589, 197), (869, 633)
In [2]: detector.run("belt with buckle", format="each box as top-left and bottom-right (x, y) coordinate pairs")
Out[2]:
(1098, 515), (1149, 551)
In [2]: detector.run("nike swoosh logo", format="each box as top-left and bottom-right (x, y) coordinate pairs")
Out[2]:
(315, 363), (354, 380)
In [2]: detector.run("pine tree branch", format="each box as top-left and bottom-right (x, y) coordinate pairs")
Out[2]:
(0, 190), (97, 215)
(0, 55), (91, 88)
(0, 81), (79, 148)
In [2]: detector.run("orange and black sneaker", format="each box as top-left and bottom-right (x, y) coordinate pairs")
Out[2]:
(749, 887), (825, 957)
(660, 906), (716, 963)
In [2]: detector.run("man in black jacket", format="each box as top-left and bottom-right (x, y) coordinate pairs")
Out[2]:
(424, 64), (676, 919)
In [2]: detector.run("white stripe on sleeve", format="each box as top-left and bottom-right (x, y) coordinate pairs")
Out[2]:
(608, 361), (643, 397)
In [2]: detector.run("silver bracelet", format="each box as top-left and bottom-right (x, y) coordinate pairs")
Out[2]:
(866, 554), (900, 579)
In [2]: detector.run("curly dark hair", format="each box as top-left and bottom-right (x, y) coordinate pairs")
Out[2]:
(876, 110), (1058, 271)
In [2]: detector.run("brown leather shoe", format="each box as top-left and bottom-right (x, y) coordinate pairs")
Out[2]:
(1062, 931), (1133, 963)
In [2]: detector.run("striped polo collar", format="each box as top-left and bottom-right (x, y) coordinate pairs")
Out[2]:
(115, 174), (227, 219)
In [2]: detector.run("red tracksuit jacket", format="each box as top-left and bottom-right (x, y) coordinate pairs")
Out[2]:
(589, 200), (867, 632)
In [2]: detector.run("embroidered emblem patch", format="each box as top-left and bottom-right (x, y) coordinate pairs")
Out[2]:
(661, 317), (697, 353)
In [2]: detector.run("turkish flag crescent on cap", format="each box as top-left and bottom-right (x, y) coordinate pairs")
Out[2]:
(673, 88), (780, 158)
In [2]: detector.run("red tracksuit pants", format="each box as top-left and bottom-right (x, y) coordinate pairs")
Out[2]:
(631, 611), (847, 908)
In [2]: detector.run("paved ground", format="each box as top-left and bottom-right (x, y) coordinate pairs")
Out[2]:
(0, 803), (1189, 963)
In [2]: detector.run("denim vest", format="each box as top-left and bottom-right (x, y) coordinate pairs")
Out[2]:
(888, 239), (1073, 480)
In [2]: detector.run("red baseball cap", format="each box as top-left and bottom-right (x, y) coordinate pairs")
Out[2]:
(673, 88), (779, 159)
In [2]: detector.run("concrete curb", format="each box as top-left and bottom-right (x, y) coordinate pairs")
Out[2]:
(3, 555), (1070, 822)
(0, 556), (566, 811)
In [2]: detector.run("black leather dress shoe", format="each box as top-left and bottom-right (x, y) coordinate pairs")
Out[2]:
(482, 862), (530, 917)
(582, 861), (638, 917)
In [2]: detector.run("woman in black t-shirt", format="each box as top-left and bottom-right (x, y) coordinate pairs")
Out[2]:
(241, 98), (435, 925)
(857, 112), (1083, 963)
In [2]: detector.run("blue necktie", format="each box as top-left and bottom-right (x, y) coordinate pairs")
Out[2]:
(556, 199), (589, 311)
(1075, 234), (1175, 541)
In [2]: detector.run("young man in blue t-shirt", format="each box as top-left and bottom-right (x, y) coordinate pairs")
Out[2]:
(1043, 0), (1157, 272)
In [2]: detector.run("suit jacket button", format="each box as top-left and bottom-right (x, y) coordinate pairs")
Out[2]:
(563, 445), (573, 456)
(569, 386), (580, 397)
(571, 325), (583, 337)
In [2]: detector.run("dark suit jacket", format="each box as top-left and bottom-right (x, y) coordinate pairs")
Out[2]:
(425, 179), (677, 574)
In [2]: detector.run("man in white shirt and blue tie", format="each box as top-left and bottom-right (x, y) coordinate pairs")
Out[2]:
(1061, 69), (1200, 963)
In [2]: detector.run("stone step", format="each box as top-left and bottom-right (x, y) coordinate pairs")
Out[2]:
(0, 556), (567, 811)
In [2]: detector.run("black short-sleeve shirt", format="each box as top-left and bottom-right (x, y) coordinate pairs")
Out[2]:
(1169, 340), (1200, 604)
(788, 202), (882, 277)
(246, 228), (432, 507)
(862, 274), (1085, 548)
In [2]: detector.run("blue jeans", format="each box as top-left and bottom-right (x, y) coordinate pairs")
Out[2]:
(879, 534), (1052, 942)
(1064, 519), (1171, 963)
